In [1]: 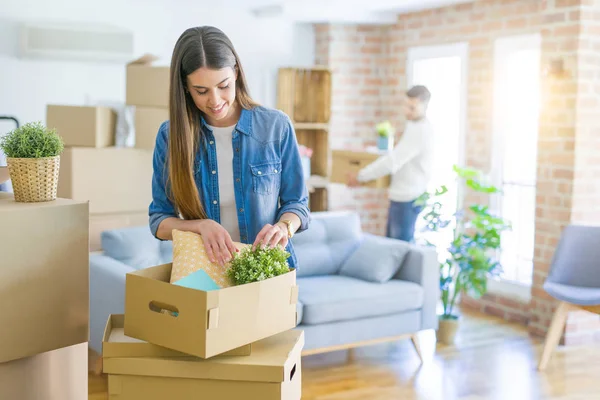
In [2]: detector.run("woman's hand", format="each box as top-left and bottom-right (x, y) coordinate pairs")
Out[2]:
(196, 219), (239, 266)
(253, 223), (289, 250)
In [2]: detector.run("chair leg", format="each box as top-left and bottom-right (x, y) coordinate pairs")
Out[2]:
(538, 301), (572, 371)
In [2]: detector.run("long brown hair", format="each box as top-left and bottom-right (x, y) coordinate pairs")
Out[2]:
(168, 26), (258, 220)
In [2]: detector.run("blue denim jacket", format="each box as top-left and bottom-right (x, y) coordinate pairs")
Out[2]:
(149, 106), (310, 269)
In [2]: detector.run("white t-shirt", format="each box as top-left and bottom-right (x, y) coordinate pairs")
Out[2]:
(208, 124), (240, 242)
(357, 118), (434, 202)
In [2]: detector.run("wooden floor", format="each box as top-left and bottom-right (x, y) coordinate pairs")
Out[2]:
(89, 309), (600, 400)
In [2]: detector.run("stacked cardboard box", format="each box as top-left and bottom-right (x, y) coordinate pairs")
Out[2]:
(101, 263), (303, 399)
(48, 55), (170, 251)
(126, 54), (170, 150)
(0, 192), (89, 399)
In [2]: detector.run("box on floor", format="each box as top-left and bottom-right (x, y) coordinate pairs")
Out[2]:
(124, 263), (299, 359)
(0, 193), (89, 363)
(103, 314), (303, 400)
(46, 104), (116, 148)
(0, 343), (88, 400)
(57, 147), (153, 214)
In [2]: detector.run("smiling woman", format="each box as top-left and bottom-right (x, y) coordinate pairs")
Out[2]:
(148, 26), (310, 271)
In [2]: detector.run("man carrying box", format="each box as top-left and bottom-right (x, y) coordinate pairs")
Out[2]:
(347, 85), (435, 243)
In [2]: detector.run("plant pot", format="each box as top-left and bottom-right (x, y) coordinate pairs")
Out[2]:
(7, 156), (60, 202)
(437, 317), (459, 345)
(377, 135), (392, 151)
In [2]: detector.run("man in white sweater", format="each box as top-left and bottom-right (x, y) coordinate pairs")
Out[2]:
(348, 85), (434, 242)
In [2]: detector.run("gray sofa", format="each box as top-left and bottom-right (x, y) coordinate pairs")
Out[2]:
(89, 211), (439, 357)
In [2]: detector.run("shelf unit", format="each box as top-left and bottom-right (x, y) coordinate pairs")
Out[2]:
(277, 67), (332, 212)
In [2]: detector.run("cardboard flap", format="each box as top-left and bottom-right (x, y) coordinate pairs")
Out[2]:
(128, 53), (160, 66)
(290, 285), (299, 305)
(207, 308), (219, 330)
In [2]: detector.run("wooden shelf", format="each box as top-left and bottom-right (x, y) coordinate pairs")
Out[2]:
(294, 122), (329, 130)
(278, 66), (332, 212)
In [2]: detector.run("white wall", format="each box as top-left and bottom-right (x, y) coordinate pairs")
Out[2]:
(0, 0), (315, 131)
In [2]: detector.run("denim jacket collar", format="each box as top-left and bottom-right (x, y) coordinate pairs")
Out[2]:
(199, 107), (253, 137)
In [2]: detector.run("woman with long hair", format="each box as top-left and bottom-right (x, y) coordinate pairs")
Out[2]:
(149, 26), (310, 268)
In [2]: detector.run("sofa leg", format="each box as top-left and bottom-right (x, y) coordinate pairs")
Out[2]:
(410, 334), (423, 363)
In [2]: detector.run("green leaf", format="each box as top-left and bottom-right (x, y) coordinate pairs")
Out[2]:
(0, 121), (64, 158)
(227, 245), (291, 285)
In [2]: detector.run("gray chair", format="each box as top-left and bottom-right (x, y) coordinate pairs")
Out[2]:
(538, 225), (600, 370)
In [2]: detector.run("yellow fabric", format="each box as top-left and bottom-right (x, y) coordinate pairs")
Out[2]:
(170, 229), (249, 287)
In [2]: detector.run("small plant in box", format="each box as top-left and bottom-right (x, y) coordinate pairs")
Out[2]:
(0, 121), (64, 202)
(376, 120), (394, 150)
(227, 245), (291, 285)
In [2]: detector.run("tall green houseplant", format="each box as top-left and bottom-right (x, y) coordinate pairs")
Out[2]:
(416, 166), (511, 327)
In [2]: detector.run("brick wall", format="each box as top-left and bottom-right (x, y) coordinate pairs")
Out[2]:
(315, 0), (600, 344)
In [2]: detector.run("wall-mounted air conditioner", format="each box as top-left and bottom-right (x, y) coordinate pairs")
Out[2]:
(18, 21), (134, 63)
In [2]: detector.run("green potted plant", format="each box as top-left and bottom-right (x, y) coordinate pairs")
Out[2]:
(227, 245), (291, 285)
(0, 121), (64, 202)
(376, 120), (394, 150)
(415, 165), (511, 344)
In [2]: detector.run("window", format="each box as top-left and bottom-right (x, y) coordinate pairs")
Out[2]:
(491, 34), (541, 287)
(407, 43), (468, 257)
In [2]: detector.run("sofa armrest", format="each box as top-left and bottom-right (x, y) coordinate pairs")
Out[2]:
(89, 254), (136, 353)
(393, 245), (440, 331)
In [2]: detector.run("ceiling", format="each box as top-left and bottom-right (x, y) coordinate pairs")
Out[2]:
(234, 0), (474, 24)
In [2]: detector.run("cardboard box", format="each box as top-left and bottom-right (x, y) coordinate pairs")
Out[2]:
(57, 147), (153, 214)
(103, 314), (251, 358)
(46, 104), (116, 148)
(0, 166), (8, 184)
(0, 343), (87, 400)
(127, 54), (170, 108)
(135, 106), (168, 150)
(331, 149), (391, 189)
(103, 329), (303, 400)
(124, 263), (298, 359)
(0, 193), (89, 363)
(90, 212), (149, 251)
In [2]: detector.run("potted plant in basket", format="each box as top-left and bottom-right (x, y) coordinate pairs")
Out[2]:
(415, 165), (511, 344)
(376, 120), (394, 151)
(0, 121), (64, 202)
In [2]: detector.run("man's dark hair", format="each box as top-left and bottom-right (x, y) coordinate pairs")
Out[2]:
(406, 85), (431, 103)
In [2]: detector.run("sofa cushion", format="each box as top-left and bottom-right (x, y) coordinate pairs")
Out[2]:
(291, 211), (362, 277)
(102, 225), (172, 269)
(297, 275), (423, 325)
(338, 233), (411, 283)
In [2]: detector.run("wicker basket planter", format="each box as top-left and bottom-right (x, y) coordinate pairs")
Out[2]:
(7, 156), (61, 202)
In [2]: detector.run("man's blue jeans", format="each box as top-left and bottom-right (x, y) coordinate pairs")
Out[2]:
(387, 200), (422, 243)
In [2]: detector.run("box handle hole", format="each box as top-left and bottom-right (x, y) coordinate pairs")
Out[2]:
(149, 301), (179, 317)
(350, 160), (360, 166)
(290, 363), (297, 381)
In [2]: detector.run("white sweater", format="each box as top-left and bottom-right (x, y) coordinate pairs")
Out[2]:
(357, 118), (435, 202)
(208, 124), (241, 242)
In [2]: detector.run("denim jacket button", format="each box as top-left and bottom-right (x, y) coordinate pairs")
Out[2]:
(212, 170), (216, 174)
(257, 171), (262, 175)
(239, 208), (244, 213)
(213, 200), (217, 205)
(209, 141), (214, 145)
(274, 169), (278, 173)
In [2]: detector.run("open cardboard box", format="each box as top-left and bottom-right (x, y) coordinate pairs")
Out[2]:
(124, 263), (298, 359)
(103, 315), (251, 359)
(103, 328), (303, 400)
